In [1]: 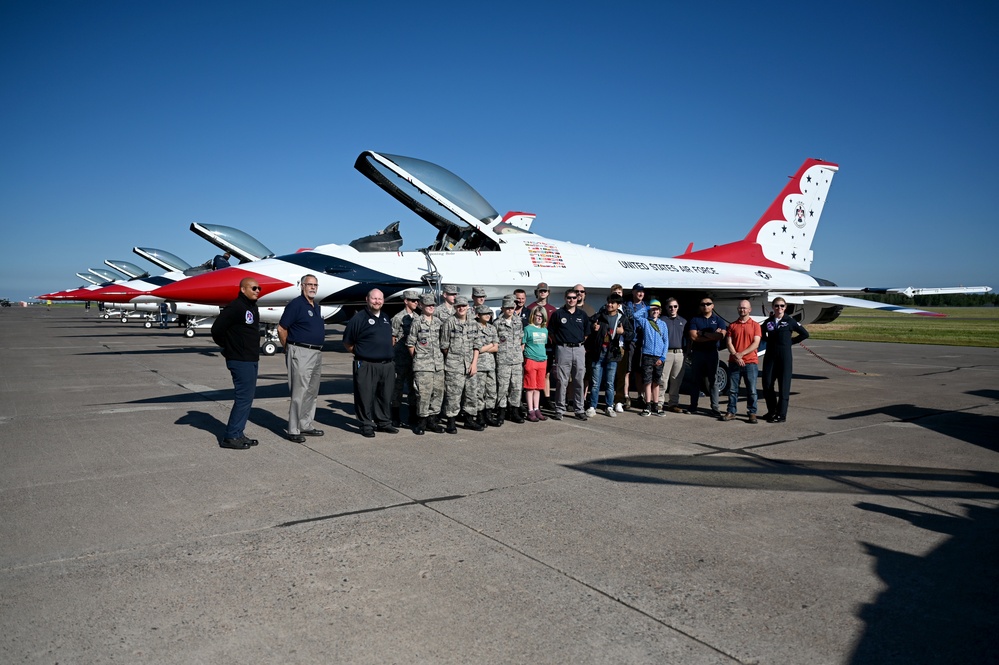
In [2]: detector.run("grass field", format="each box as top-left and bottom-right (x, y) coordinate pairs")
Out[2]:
(808, 307), (999, 348)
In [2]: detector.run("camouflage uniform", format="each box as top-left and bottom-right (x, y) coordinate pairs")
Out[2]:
(440, 297), (481, 419)
(472, 307), (500, 413)
(494, 308), (524, 409)
(407, 302), (445, 419)
(435, 284), (460, 324)
(390, 291), (419, 419)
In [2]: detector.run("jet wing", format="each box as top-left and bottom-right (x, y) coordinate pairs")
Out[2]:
(777, 294), (945, 317)
(354, 151), (504, 252)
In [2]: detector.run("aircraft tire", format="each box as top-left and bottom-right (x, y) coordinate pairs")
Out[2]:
(716, 361), (729, 394)
(261, 341), (277, 356)
(120, 316), (129, 323)
(184, 328), (196, 338)
(144, 321), (152, 329)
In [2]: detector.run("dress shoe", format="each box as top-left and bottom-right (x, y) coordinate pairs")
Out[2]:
(770, 415), (786, 423)
(377, 424), (400, 434)
(286, 433), (306, 443)
(719, 413), (735, 421)
(748, 414), (758, 424)
(220, 438), (251, 450)
(300, 428), (324, 437)
(240, 436), (258, 446)
(667, 405), (688, 414)
(762, 412), (776, 422)
(361, 428), (376, 438)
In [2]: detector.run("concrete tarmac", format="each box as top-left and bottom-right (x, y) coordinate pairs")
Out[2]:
(2, 306), (997, 664)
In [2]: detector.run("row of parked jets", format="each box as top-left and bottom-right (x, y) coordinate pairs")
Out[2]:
(42, 151), (991, 359)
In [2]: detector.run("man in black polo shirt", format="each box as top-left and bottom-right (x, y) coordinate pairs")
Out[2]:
(548, 288), (591, 421)
(343, 288), (397, 438)
(278, 274), (325, 443)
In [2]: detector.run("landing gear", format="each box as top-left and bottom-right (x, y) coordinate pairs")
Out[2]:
(144, 321), (153, 329)
(260, 323), (280, 356)
(120, 316), (129, 323)
(184, 327), (196, 339)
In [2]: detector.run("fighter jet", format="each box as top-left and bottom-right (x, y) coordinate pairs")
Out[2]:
(149, 150), (990, 326)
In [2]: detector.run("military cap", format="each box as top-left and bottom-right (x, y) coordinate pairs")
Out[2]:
(419, 293), (437, 307)
(443, 284), (460, 294)
(472, 286), (486, 297)
(454, 295), (469, 306)
(402, 289), (420, 300)
(475, 304), (492, 316)
(501, 296), (516, 308)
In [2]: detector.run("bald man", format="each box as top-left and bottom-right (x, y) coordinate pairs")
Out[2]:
(211, 277), (262, 450)
(343, 288), (398, 438)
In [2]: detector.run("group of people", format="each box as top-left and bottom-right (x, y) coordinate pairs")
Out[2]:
(209, 276), (809, 450)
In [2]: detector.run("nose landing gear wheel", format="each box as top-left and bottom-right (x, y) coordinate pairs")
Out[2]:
(184, 328), (196, 338)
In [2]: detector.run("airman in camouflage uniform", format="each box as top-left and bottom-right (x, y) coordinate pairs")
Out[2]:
(390, 289), (420, 427)
(407, 293), (445, 435)
(472, 304), (500, 427)
(494, 296), (525, 424)
(440, 295), (482, 432)
(435, 284), (460, 323)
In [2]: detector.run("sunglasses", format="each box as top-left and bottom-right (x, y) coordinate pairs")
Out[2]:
(456, 304), (468, 308)
(565, 295), (578, 300)
(700, 302), (713, 306)
(248, 286), (261, 292)
(774, 304), (787, 308)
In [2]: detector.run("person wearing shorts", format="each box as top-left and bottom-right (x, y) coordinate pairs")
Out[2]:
(522, 306), (549, 422)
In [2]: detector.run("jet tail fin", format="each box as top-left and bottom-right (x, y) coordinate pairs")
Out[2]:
(676, 159), (839, 271)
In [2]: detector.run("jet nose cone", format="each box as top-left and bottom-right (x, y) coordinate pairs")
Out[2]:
(151, 267), (292, 305)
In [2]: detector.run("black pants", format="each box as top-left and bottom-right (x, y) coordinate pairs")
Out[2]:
(353, 359), (394, 431)
(762, 351), (793, 417)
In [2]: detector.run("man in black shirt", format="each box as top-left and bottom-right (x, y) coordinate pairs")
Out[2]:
(548, 288), (591, 421)
(343, 288), (397, 438)
(210, 277), (261, 450)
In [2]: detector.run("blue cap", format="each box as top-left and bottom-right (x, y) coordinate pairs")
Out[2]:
(633, 283), (645, 290)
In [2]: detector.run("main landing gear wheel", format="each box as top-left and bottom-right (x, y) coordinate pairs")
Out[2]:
(261, 341), (277, 356)
(716, 361), (730, 393)
(184, 328), (196, 338)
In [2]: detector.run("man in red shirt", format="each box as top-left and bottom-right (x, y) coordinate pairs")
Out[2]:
(720, 300), (762, 423)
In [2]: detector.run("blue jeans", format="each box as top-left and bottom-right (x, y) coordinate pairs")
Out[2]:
(589, 354), (618, 410)
(727, 361), (758, 415)
(225, 360), (258, 439)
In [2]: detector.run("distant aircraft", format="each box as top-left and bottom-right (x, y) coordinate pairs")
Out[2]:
(150, 151), (990, 327)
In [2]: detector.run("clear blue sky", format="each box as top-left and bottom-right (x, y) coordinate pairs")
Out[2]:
(2, 1), (996, 302)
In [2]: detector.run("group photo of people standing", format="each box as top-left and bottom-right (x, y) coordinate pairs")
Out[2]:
(211, 278), (811, 448)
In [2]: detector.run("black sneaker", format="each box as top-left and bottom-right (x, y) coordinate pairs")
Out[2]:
(574, 412), (588, 421)
(551, 411), (563, 421)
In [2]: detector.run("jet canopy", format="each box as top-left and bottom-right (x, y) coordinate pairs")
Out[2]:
(355, 151), (533, 253)
(133, 247), (192, 272)
(190, 222), (276, 263)
(104, 260), (150, 280)
(88, 268), (124, 283)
